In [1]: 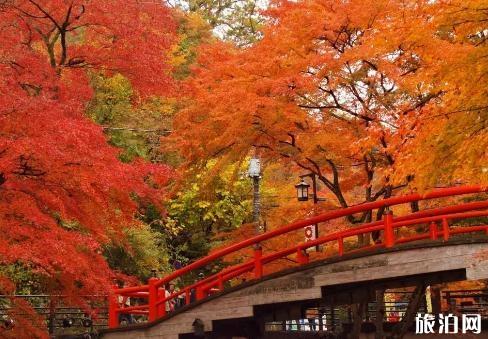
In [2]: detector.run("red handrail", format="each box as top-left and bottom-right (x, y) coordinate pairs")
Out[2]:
(108, 185), (488, 328)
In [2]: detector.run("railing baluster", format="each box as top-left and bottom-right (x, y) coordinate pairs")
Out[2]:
(384, 210), (395, 248)
(148, 278), (158, 322)
(442, 218), (450, 241)
(185, 288), (191, 305)
(218, 274), (224, 290)
(429, 221), (438, 240)
(297, 247), (309, 265)
(108, 287), (119, 329)
(158, 287), (166, 317)
(196, 285), (205, 300)
(338, 237), (344, 256)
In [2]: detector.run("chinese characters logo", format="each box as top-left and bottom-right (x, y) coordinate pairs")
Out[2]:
(415, 313), (481, 334)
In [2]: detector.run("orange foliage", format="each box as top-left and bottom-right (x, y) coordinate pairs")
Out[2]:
(170, 0), (444, 234)
(172, 0), (486, 208)
(170, 0), (488, 276)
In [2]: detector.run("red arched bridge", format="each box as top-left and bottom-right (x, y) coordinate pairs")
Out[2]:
(105, 186), (488, 337)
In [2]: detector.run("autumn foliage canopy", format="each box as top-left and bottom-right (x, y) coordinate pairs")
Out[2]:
(0, 0), (175, 326)
(1, 0), (488, 335)
(174, 0), (487, 198)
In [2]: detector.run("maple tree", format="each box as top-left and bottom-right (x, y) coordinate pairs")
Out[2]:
(361, 0), (488, 188)
(168, 1), (487, 336)
(170, 0), (440, 237)
(0, 0), (176, 335)
(0, 0), (486, 335)
(172, 0), (487, 230)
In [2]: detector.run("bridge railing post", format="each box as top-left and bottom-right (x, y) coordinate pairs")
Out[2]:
(442, 218), (450, 241)
(384, 209), (395, 248)
(148, 278), (158, 322)
(185, 288), (191, 305)
(296, 247), (309, 265)
(157, 285), (166, 317)
(338, 237), (344, 256)
(196, 285), (205, 300)
(429, 221), (439, 240)
(108, 286), (119, 329)
(254, 246), (263, 279)
(218, 274), (224, 290)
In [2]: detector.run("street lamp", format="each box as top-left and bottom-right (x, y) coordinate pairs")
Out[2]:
(248, 157), (261, 235)
(295, 179), (310, 201)
(296, 173), (325, 251)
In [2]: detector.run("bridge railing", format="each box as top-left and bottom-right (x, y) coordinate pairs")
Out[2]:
(0, 294), (108, 335)
(108, 186), (488, 328)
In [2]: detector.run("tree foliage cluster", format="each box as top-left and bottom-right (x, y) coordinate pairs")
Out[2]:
(0, 1), (177, 335)
(174, 0), (265, 46)
(0, 0), (261, 334)
(171, 0), (488, 226)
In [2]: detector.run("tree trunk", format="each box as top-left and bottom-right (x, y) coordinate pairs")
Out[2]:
(359, 210), (372, 246)
(430, 285), (442, 315)
(349, 300), (367, 339)
(375, 288), (386, 339)
(390, 283), (426, 339)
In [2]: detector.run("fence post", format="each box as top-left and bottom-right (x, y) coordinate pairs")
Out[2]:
(148, 278), (158, 322)
(442, 218), (450, 241)
(384, 210), (395, 248)
(108, 286), (119, 329)
(254, 246), (263, 279)
(429, 221), (438, 240)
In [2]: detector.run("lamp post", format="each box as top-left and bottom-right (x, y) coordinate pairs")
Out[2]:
(248, 157), (261, 236)
(295, 173), (325, 251)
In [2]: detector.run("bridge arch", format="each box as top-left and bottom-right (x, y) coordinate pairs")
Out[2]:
(102, 239), (488, 338)
(102, 186), (488, 338)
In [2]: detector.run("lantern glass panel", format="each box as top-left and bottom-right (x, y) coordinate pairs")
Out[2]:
(295, 180), (310, 201)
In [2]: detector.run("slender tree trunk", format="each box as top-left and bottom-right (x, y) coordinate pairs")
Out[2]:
(430, 285), (441, 315)
(390, 283), (426, 339)
(375, 288), (386, 339)
(349, 300), (367, 339)
(48, 297), (56, 335)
